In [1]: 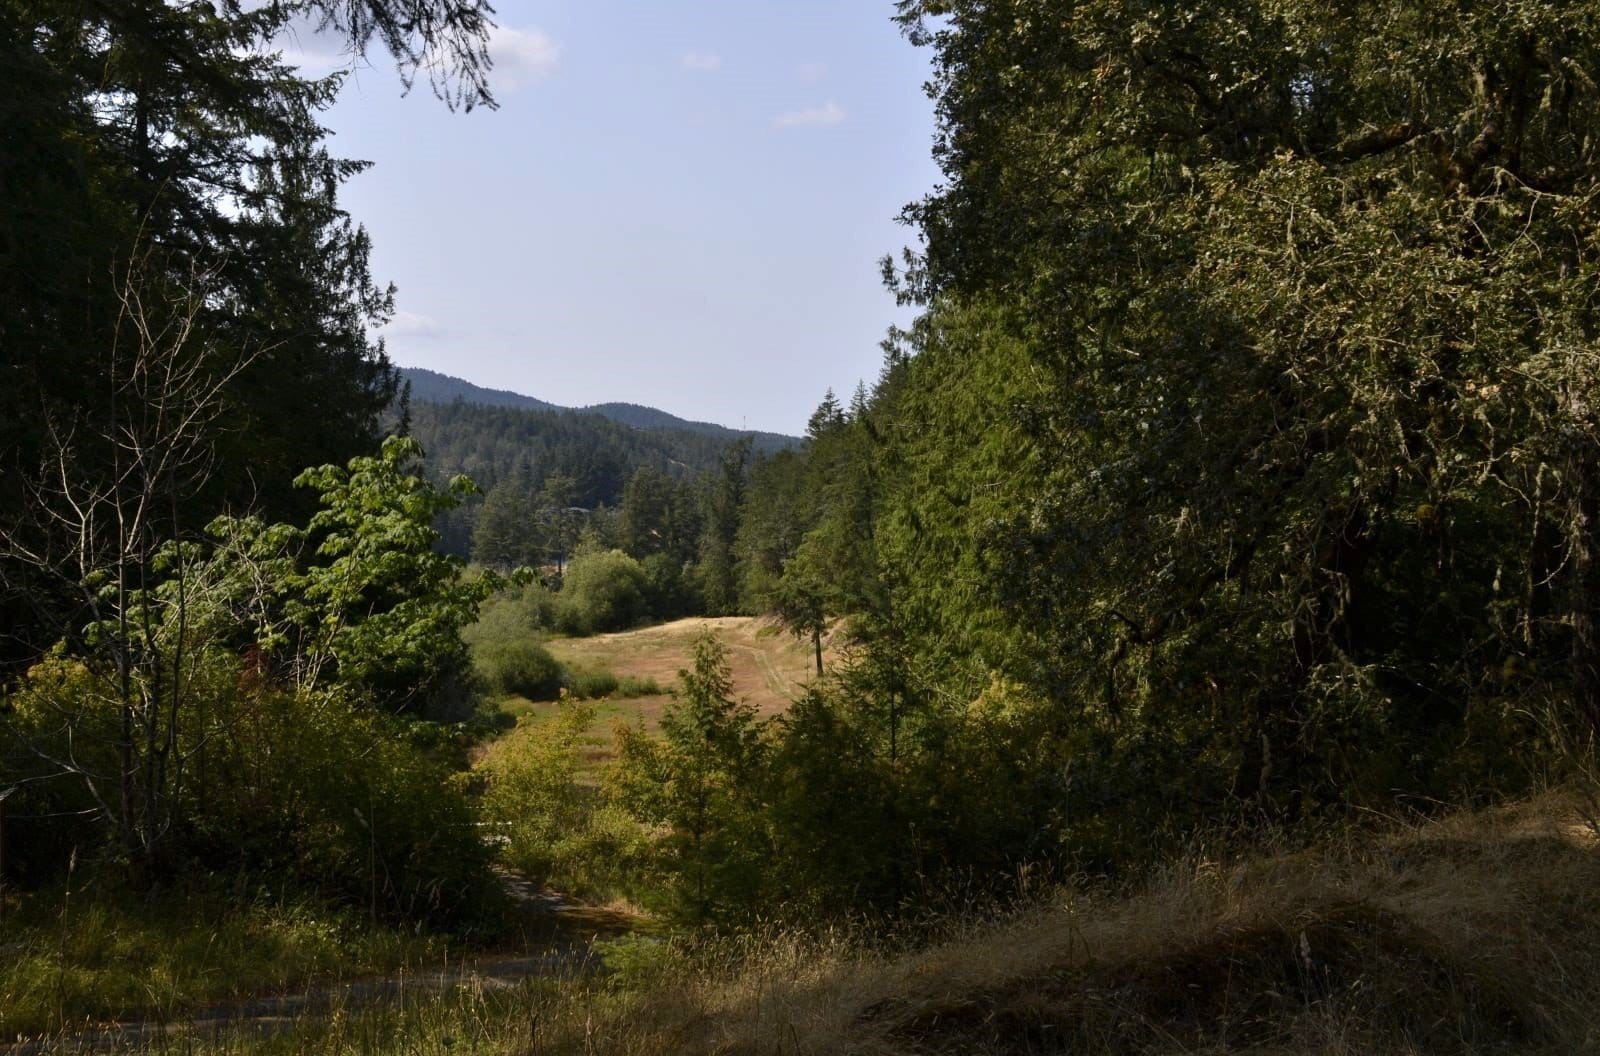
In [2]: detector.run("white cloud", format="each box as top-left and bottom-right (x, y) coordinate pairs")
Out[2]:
(267, 14), (358, 78)
(489, 25), (560, 91)
(681, 51), (722, 73)
(773, 101), (846, 129)
(379, 311), (443, 340)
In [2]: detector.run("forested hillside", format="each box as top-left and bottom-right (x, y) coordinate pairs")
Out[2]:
(399, 375), (797, 562)
(403, 366), (797, 453)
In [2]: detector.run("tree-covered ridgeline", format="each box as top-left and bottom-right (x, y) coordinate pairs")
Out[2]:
(402, 397), (749, 565)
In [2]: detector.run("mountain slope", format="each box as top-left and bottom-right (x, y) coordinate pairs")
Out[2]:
(402, 367), (560, 413)
(400, 367), (797, 454)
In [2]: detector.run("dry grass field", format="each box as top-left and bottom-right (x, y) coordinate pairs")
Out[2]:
(548, 788), (1600, 1055)
(544, 615), (827, 730)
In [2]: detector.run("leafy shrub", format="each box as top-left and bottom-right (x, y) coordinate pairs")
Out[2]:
(477, 702), (654, 900)
(463, 582), (560, 648)
(567, 668), (620, 699)
(4, 654), (502, 929)
(197, 686), (503, 929)
(475, 639), (565, 701)
(556, 550), (649, 635)
(561, 669), (663, 700)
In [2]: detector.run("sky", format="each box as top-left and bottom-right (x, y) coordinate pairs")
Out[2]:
(282, 1), (943, 436)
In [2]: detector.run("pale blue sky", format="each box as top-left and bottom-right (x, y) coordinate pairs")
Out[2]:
(288, 2), (940, 435)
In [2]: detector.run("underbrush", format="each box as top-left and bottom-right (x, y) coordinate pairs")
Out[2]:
(0, 878), (448, 1040)
(466, 588), (664, 704)
(565, 669), (662, 701)
(73, 787), (1600, 1055)
(474, 701), (655, 904)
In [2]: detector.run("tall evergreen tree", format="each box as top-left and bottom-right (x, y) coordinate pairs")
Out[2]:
(0, 0), (494, 672)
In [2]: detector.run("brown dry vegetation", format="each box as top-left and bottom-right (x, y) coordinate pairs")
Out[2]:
(570, 790), (1600, 1055)
(545, 617), (830, 729)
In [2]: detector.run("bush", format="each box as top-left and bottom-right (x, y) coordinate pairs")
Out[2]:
(557, 550), (648, 635)
(465, 582), (560, 646)
(3, 655), (503, 930)
(477, 702), (654, 900)
(562, 669), (663, 700)
(198, 686), (503, 929)
(475, 639), (565, 701)
(568, 668), (620, 699)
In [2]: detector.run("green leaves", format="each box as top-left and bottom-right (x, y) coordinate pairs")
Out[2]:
(874, 0), (1600, 814)
(210, 436), (497, 712)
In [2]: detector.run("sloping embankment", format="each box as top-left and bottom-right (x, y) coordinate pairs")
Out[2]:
(625, 792), (1600, 1055)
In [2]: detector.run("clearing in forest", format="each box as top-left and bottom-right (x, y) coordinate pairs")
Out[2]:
(545, 616), (825, 730)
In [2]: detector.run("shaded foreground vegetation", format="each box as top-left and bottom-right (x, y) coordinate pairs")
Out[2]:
(13, 790), (1600, 1055)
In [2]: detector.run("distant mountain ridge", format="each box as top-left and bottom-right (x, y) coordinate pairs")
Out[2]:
(400, 367), (798, 453)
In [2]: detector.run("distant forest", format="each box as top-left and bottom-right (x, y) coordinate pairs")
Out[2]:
(402, 367), (797, 453)
(399, 373), (797, 562)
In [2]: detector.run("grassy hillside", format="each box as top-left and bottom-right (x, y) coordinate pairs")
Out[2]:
(543, 616), (826, 730)
(711, 792), (1600, 1055)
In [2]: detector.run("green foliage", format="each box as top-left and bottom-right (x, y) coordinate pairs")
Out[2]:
(5, 654), (499, 928)
(476, 701), (653, 900)
(695, 440), (753, 616)
(198, 686), (500, 927)
(2, 434), (503, 916)
(639, 553), (698, 622)
(567, 669), (620, 700)
(614, 634), (769, 924)
(471, 477), (541, 571)
(0, 880), (446, 1038)
(475, 639), (565, 701)
(617, 675), (665, 698)
(557, 549), (650, 635)
(562, 669), (659, 700)
(0, 0), (498, 667)
(864, 0), (1600, 824)
(291, 436), (493, 707)
(211, 436), (497, 714)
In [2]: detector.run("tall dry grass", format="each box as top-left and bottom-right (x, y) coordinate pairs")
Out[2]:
(574, 788), (1600, 1055)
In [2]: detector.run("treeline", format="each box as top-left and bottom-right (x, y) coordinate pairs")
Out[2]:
(494, 0), (1600, 919)
(403, 397), (752, 564)
(407, 389), (800, 624)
